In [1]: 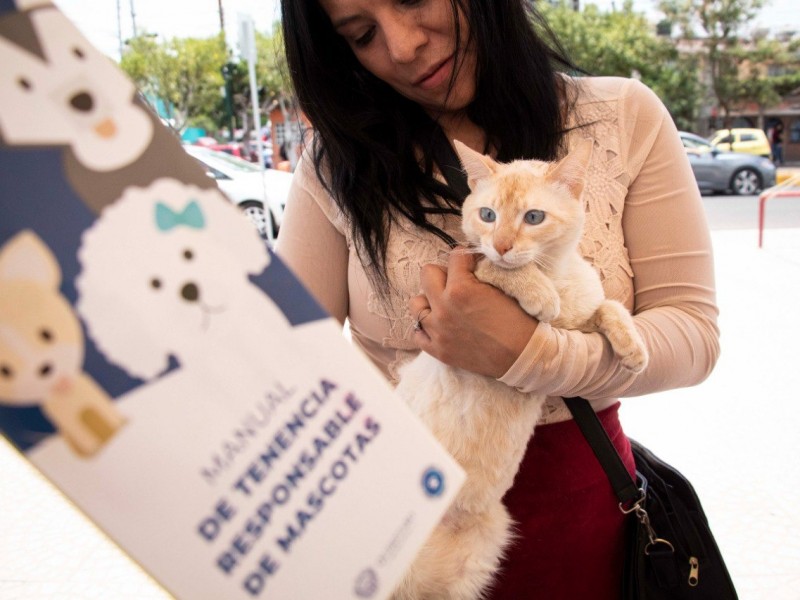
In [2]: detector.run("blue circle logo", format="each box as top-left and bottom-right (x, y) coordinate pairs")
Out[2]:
(422, 467), (445, 497)
(354, 567), (378, 598)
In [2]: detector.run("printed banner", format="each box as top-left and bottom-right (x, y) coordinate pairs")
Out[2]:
(0, 3), (465, 598)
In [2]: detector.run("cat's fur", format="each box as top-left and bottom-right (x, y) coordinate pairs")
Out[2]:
(392, 138), (647, 600)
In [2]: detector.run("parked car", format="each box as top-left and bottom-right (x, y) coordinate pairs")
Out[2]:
(709, 128), (772, 159)
(184, 145), (293, 239)
(679, 131), (776, 195)
(193, 136), (257, 162)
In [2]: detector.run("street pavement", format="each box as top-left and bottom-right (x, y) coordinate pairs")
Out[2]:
(2, 195), (800, 599)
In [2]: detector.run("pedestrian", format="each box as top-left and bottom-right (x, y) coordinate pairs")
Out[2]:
(275, 142), (292, 172)
(771, 122), (784, 166)
(276, 0), (720, 598)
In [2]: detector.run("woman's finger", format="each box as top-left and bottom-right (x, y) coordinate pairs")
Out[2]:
(418, 262), (447, 304)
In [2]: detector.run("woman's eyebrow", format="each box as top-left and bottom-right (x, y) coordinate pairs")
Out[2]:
(331, 14), (361, 30)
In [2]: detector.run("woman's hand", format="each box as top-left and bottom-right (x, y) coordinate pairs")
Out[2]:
(409, 249), (538, 378)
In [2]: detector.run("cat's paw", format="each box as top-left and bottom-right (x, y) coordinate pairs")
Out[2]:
(621, 346), (648, 373)
(540, 296), (561, 322)
(522, 295), (560, 323)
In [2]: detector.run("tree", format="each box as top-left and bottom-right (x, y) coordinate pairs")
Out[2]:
(542, 0), (704, 130)
(655, 0), (767, 127)
(228, 23), (302, 164)
(120, 33), (228, 134)
(225, 25), (291, 135)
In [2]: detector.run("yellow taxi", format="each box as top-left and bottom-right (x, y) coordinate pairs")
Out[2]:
(710, 128), (772, 159)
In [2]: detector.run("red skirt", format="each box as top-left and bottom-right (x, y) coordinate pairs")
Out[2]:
(488, 402), (636, 600)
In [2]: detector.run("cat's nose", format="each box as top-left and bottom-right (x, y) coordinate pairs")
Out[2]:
(494, 241), (513, 256)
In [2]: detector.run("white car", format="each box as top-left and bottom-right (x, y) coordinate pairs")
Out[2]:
(184, 145), (293, 240)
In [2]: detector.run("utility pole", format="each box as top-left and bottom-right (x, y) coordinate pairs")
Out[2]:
(130, 0), (138, 38)
(116, 0), (124, 58)
(218, 0), (226, 45)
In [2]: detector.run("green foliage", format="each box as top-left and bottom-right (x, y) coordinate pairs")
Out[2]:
(117, 3), (792, 138)
(120, 33), (227, 133)
(659, 0), (778, 126)
(656, 0), (765, 40)
(542, 0), (704, 130)
(255, 25), (291, 104)
(218, 24), (293, 140)
(119, 22), (290, 137)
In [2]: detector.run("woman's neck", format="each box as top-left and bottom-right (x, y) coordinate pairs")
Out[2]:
(436, 113), (487, 155)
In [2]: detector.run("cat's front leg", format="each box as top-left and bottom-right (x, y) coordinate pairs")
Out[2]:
(475, 261), (560, 322)
(593, 300), (649, 373)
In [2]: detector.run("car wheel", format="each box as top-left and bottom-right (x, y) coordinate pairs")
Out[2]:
(238, 200), (276, 239)
(730, 168), (762, 196)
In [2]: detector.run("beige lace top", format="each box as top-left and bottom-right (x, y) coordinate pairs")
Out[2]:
(276, 76), (720, 424)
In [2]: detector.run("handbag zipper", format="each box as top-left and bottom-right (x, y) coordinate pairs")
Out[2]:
(688, 556), (700, 586)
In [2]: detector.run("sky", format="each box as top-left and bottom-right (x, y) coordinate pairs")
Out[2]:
(54, 0), (798, 61)
(54, 0), (282, 60)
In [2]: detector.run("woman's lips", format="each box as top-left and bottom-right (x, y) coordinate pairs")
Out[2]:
(415, 55), (455, 90)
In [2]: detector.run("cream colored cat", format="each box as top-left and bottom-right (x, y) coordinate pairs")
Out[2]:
(392, 138), (647, 600)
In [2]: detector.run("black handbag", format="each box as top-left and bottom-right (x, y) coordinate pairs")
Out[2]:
(564, 396), (739, 599)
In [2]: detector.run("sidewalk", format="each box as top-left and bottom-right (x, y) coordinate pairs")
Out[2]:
(621, 226), (800, 600)
(2, 226), (800, 599)
(777, 165), (800, 184)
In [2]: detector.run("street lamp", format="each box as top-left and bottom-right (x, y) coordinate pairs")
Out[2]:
(130, 0), (138, 38)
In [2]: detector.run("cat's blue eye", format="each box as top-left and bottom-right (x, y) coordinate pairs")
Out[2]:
(524, 210), (545, 225)
(479, 207), (496, 223)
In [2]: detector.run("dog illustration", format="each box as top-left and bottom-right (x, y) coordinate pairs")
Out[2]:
(76, 178), (292, 387)
(0, 230), (126, 457)
(0, 4), (153, 171)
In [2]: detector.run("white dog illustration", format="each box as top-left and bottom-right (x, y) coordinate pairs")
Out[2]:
(0, 5), (153, 171)
(0, 230), (126, 457)
(76, 178), (292, 389)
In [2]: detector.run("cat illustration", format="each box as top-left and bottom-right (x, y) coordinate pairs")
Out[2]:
(0, 230), (126, 457)
(392, 138), (647, 600)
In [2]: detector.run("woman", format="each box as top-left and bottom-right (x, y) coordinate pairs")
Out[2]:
(276, 0), (720, 597)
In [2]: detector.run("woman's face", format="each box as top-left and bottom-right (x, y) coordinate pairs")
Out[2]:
(319, 0), (477, 116)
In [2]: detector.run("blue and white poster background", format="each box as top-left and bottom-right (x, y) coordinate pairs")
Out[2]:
(0, 3), (464, 598)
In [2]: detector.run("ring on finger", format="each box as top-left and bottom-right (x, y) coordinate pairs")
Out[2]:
(414, 307), (432, 331)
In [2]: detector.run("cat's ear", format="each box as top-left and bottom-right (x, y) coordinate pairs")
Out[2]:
(547, 138), (593, 200)
(453, 139), (497, 190)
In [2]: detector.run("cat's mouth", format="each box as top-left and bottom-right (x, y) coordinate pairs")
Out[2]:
(488, 254), (520, 269)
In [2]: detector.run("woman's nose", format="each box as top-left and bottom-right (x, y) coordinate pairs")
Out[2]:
(383, 14), (427, 64)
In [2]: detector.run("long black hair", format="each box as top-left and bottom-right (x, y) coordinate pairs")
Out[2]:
(282, 0), (579, 291)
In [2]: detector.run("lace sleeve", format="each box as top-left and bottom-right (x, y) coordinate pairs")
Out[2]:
(500, 78), (720, 400)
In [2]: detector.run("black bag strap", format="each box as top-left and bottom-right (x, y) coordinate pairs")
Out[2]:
(563, 397), (642, 506)
(429, 124), (471, 202)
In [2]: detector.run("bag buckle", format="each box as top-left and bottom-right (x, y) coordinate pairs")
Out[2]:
(620, 487), (675, 555)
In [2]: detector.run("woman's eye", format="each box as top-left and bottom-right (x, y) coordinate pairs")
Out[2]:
(479, 208), (496, 223)
(353, 28), (376, 48)
(524, 210), (545, 225)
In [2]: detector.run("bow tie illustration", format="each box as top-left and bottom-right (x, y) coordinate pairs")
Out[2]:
(155, 200), (205, 232)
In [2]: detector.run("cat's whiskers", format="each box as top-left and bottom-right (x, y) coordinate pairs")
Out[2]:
(520, 251), (554, 272)
(459, 243), (485, 256)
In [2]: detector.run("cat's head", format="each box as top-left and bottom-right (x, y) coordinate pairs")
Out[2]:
(455, 138), (593, 269)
